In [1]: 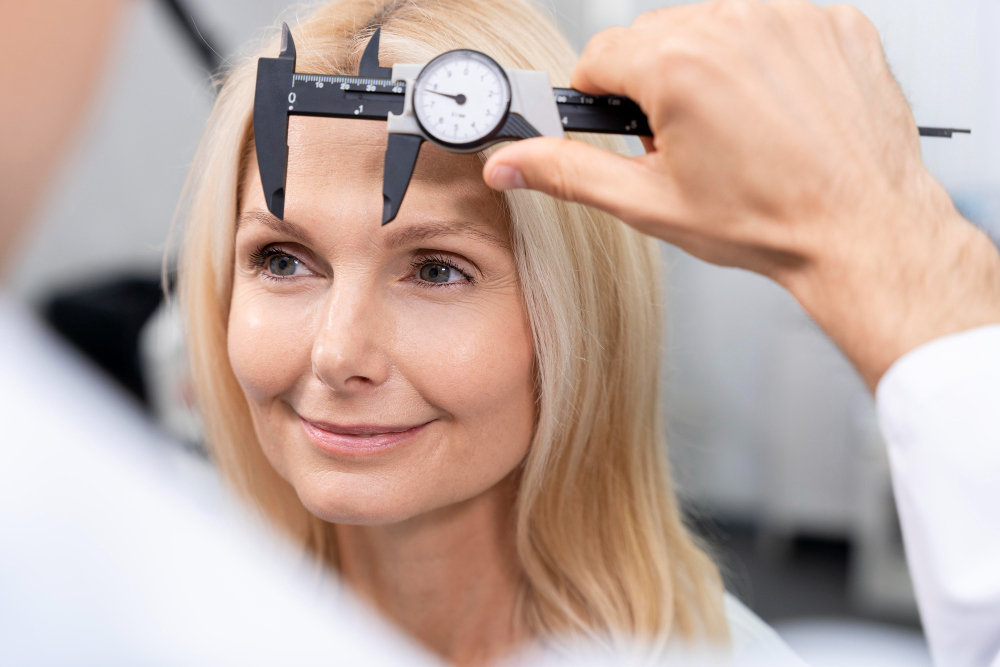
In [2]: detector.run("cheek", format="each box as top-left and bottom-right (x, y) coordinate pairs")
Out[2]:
(395, 295), (536, 456)
(227, 285), (316, 405)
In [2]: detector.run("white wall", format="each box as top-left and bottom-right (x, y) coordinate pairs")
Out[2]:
(11, 0), (294, 301)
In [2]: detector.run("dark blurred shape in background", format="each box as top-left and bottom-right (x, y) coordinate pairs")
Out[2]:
(44, 276), (163, 405)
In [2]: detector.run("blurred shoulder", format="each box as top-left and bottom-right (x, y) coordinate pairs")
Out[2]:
(724, 593), (806, 665)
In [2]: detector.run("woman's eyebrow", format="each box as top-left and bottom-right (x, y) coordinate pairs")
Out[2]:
(235, 210), (313, 243)
(236, 210), (506, 249)
(382, 220), (508, 250)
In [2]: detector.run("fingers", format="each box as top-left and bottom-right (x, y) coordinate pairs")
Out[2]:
(570, 26), (633, 97)
(570, 5), (702, 99)
(482, 138), (675, 225)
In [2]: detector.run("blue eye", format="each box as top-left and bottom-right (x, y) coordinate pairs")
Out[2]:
(268, 253), (303, 276)
(417, 260), (470, 284)
(419, 263), (455, 283)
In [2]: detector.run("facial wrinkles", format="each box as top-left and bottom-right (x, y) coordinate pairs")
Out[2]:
(229, 115), (534, 526)
(231, 211), (515, 413)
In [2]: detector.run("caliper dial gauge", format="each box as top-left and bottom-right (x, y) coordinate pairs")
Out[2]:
(412, 50), (512, 150)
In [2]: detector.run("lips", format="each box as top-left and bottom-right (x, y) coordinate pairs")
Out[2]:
(300, 417), (431, 455)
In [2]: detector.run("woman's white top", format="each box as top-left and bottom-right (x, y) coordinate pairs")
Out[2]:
(724, 594), (805, 664)
(877, 325), (1000, 667)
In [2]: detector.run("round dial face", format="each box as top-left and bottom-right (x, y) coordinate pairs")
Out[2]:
(413, 50), (511, 148)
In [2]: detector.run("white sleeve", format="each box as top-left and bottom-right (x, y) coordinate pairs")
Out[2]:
(876, 324), (1000, 667)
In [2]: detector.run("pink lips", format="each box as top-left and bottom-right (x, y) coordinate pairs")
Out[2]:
(300, 417), (431, 455)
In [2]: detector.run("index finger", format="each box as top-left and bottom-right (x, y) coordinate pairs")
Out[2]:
(570, 6), (702, 99)
(570, 26), (632, 96)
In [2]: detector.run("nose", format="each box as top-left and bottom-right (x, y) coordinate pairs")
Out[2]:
(311, 280), (391, 394)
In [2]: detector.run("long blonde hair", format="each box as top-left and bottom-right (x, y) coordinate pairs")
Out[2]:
(179, 0), (728, 646)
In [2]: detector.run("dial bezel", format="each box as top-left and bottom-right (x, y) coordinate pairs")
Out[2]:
(412, 49), (512, 150)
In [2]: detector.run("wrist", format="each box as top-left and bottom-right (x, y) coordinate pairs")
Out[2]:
(780, 186), (1000, 391)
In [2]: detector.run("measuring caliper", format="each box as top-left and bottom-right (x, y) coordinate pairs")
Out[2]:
(253, 24), (970, 225)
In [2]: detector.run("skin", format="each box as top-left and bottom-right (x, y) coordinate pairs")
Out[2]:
(231, 117), (535, 666)
(484, 0), (1000, 391)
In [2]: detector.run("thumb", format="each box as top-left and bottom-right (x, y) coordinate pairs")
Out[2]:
(482, 137), (659, 221)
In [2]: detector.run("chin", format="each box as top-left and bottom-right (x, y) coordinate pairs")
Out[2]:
(293, 475), (429, 525)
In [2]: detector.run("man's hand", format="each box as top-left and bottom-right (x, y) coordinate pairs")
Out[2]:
(483, 0), (1000, 390)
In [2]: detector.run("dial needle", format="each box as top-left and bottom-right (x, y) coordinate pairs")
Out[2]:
(428, 90), (467, 105)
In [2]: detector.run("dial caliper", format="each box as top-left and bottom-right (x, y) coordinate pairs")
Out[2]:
(253, 23), (970, 225)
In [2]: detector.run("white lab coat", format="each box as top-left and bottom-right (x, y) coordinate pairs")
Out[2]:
(878, 325), (1000, 667)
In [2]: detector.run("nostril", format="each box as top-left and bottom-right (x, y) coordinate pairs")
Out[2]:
(311, 339), (389, 391)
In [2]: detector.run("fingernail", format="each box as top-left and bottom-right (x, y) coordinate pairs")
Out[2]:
(488, 165), (527, 191)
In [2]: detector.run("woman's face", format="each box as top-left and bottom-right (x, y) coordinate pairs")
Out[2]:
(229, 117), (535, 524)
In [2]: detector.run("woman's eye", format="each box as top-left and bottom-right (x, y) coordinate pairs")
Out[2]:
(267, 253), (305, 277)
(418, 262), (465, 284)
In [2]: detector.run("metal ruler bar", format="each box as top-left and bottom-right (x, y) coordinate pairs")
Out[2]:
(553, 87), (652, 136)
(918, 127), (971, 138)
(287, 77), (404, 120)
(281, 78), (967, 140)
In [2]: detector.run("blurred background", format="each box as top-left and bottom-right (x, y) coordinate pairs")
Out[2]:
(11, 0), (999, 664)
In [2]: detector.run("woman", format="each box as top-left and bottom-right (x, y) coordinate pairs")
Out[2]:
(179, 0), (784, 663)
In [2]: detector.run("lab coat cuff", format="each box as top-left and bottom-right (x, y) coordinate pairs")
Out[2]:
(876, 324), (1000, 419)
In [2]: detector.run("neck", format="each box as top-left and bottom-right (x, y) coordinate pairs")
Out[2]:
(334, 475), (524, 667)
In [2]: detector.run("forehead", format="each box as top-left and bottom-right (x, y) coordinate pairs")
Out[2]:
(240, 116), (506, 231)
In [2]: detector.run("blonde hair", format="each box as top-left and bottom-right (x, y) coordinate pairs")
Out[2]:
(179, 0), (728, 647)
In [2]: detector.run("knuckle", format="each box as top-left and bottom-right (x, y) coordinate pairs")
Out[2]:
(828, 4), (884, 59)
(773, 0), (813, 9)
(711, 0), (786, 38)
(770, 0), (829, 36)
(827, 2), (864, 24)
(828, 3), (880, 39)
(579, 25), (626, 69)
(649, 40), (708, 88)
(629, 8), (665, 31)
(633, 42), (710, 116)
(636, 38), (669, 73)
(769, 0), (817, 17)
(713, 0), (762, 24)
(585, 25), (627, 55)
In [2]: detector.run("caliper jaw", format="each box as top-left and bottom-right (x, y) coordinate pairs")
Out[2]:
(253, 25), (394, 220)
(382, 133), (425, 226)
(253, 24), (296, 219)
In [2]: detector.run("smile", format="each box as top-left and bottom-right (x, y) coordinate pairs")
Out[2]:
(299, 417), (433, 455)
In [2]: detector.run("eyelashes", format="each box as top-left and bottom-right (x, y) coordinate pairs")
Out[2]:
(247, 245), (476, 286)
(409, 254), (476, 286)
(247, 245), (313, 281)
(247, 245), (290, 269)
